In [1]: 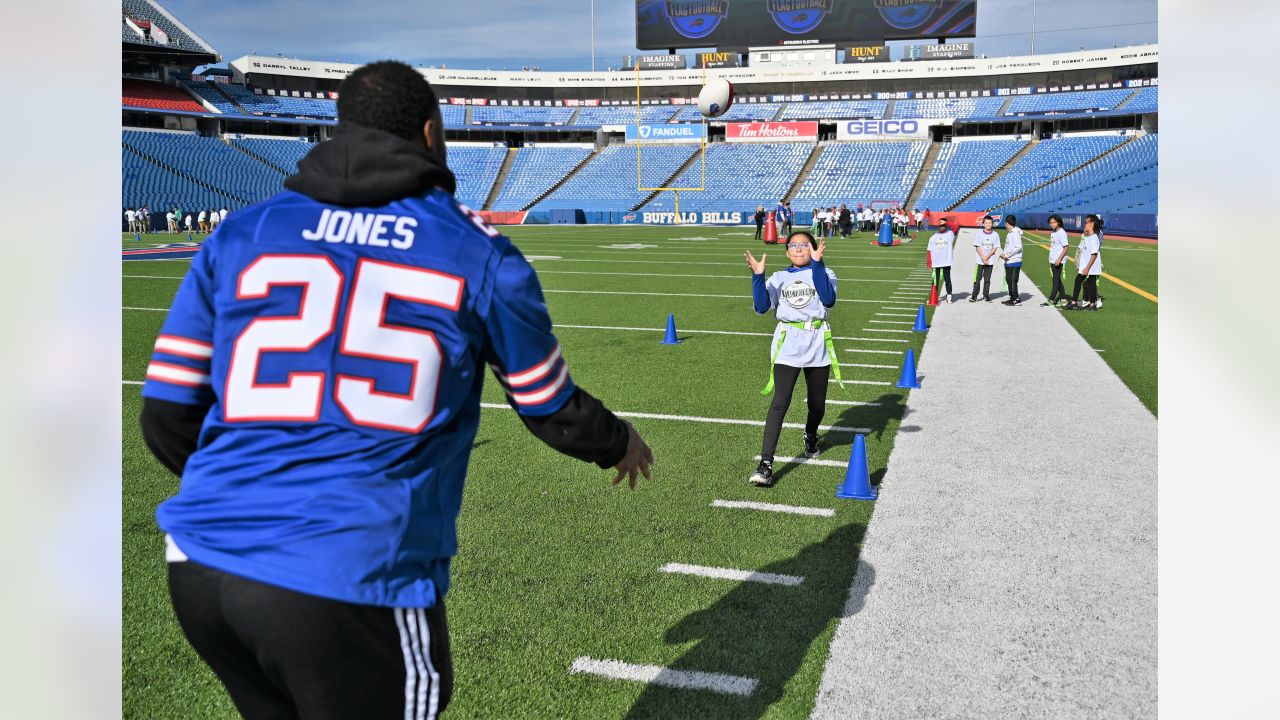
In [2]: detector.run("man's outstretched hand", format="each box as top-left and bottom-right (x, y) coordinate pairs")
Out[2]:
(612, 421), (654, 490)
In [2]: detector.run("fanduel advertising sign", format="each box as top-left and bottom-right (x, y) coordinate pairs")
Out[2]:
(725, 121), (819, 142)
(625, 124), (706, 143)
(837, 119), (931, 141)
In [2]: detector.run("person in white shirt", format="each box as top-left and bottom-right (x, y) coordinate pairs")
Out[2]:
(913, 209), (924, 231)
(209, 208), (219, 229)
(166, 211), (177, 233)
(969, 215), (1001, 302)
(999, 214), (1025, 306)
(1066, 214), (1104, 311)
(219, 207), (229, 222)
(1042, 214), (1071, 306)
(184, 213), (194, 233)
(125, 208), (136, 233)
(928, 218), (956, 303)
(198, 210), (209, 233)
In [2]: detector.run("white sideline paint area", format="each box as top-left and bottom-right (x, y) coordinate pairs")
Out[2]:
(659, 563), (804, 587)
(754, 454), (846, 468)
(568, 657), (758, 697)
(710, 499), (836, 518)
(839, 362), (897, 369)
(867, 320), (913, 326)
(478, 402), (871, 433)
(875, 313), (916, 318)
(863, 328), (914, 334)
(842, 348), (902, 355)
(816, 398), (880, 406)
(124, 271), (924, 286)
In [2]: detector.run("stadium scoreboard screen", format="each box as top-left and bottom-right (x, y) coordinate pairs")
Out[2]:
(636, 0), (977, 49)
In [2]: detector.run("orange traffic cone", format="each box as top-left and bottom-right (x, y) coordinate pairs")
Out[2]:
(927, 283), (939, 307)
(763, 211), (778, 244)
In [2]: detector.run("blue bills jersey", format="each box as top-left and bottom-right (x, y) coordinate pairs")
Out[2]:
(143, 189), (575, 608)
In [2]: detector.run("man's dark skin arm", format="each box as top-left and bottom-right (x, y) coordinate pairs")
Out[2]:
(140, 398), (211, 477)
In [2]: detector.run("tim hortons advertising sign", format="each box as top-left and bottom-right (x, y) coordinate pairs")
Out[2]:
(725, 121), (819, 142)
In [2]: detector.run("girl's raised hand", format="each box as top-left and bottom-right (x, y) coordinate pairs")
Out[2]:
(812, 239), (827, 262)
(744, 250), (767, 275)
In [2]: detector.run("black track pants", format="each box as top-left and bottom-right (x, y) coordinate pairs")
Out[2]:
(972, 264), (993, 299)
(761, 364), (829, 461)
(168, 561), (453, 720)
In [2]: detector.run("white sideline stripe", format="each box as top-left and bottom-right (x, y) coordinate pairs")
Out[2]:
(124, 306), (168, 312)
(660, 562), (804, 587)
(122, 380), (143, 385)
(568, 657), (758, 697)
(864, 328), (915, 334)
(820, 399), (881, 406)
(875, 313), (916, 317)
(479, 402), (870, 433)
(754, 454), (847, 469)
(842, 348), (901, 355)
(839, 362), (897, 369)
(551, 323), (908, 343)
(527, 270), (915, 284)
(711, 499), (836, 517)
(839, 379), (896, 386)
(883, 305), (918, 310)
(123, 274), (184, 279)
(868, 320), (913, 326)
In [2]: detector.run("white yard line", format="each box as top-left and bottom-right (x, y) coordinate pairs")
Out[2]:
(836, 379), (896, 386)
(820, 399), (882, 406)
(867, 320), (913, 326)
(479, 402), (871, 433)
(875, 313), (916, 318)
(710, 499), (836, 517)
(659, 562), (804, 587)
(122, 380), (143, 385)
(842, 348), (903, 355)
(839, 362), (898, 369)
(863, 328), (916, 334)
(753, 455), (847, 468)
(568, 657), (758, 697)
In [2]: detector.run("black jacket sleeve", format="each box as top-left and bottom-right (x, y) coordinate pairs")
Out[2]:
(140, 397), (210, 477)
(515, 387), (630, 468)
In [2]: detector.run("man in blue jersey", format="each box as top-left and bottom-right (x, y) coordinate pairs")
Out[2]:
(139, 61), (653, 720)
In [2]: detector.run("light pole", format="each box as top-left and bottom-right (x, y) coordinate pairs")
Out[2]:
(591, 0), (596, 71)
(1031, 0), (1037, 54)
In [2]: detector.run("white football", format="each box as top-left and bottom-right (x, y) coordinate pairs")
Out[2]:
(697, 78), (734, 119)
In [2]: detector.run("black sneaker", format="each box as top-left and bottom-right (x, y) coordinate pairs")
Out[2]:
(984, 296), (993, 303)
(749, 461), (774, 487)
(803, 434), (820, 458)
(1001, 299), (1014, 306)
(968, 296), (978, 303)
(1040, 301), (1052, 307)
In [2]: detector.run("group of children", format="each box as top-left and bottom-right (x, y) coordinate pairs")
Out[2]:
(125, 206), (229, 235)
(928, 213), (1105, 311)
(742, 212), (1107, 486)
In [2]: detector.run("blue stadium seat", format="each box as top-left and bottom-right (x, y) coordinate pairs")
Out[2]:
(121, 0), (211, 53)
(954, 135), (1128, 211)
(893, 97), (1006, 119)
(779, 101), (888, 121)
(229, 136), (316, 174)
(790, 141), (929, 209)
(672, 103), (782, 122)
(179, 80), (238, 114)
(1005, 89), (1133, 115)
(218, 83), (338, 118)
(1122, 87), (1158, 114)
(998, 134), (1158, 216)
(570, 106), (678, 127)
(914, 139), (1028, 213)
(532, 144), (698, 211)
(642, 142), (814, 214)
(490, 146), (594, 210)
(471, 106), (575, 126)
(123, 130), (286, 207)
(447, 145), (507, 208)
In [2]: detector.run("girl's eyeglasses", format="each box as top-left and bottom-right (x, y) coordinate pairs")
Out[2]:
(786, 242), (811, 250)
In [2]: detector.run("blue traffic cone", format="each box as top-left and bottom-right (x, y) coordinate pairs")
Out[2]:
(134, 232), (141, 242)
(836, 434), (877, 500)
(187, 231), (193, 241)
(912, 305), (928, 332)
(660, 314), (679, 345)
(896, 348), (920, 389)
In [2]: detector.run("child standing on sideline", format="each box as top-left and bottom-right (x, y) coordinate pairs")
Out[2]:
(1066, 215), (1104, 311)
(1043, 214), (1071, 306)
(1000, 214), (1024, 306)
(969, 215), (1000, 302)
(929, 219), (955, 303)
(743, 231), (840, 487)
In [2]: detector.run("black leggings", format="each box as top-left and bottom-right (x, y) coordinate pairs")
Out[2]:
(933, 266), (952, 295)
(1071, 274), (1099, 303)
(1005, 265), (1022, 300)
(755, 222), (763, 241)
(972, 264), (993, 299)
(1049, 263), (1068, 301)
(761, 364), (829, 461)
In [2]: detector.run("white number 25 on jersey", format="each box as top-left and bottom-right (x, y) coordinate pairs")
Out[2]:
(224, 255), (464, 433)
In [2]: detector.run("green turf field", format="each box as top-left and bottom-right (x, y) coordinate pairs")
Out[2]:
(1018, 231), (1158, 415)
(121, 223), (1154, 717)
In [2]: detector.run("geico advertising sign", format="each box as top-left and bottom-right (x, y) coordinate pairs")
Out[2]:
(837, 119), (930, 141)
(625, 123), (705, 143)
(624, 211), (744, 225)
(725, 121), (819, 142)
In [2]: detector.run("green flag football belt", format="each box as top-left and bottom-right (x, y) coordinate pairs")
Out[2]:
(761, 320), (842, 395)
